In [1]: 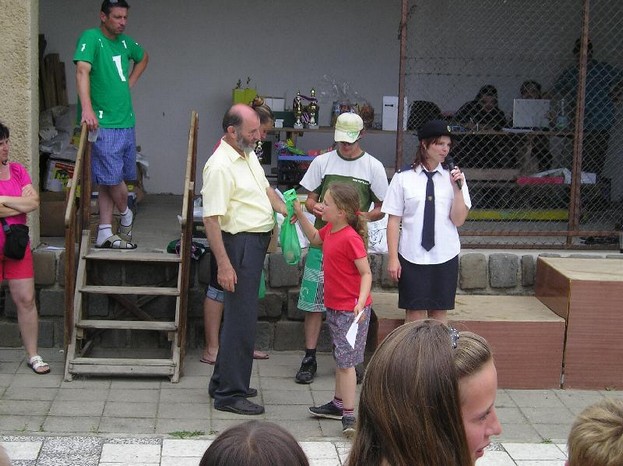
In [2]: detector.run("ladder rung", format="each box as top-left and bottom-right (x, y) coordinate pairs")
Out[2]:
(84, 250), (182, 263)
(80, 285), (180, 296)
(76, 320), (177, 331)
(69, 357), (176, 376)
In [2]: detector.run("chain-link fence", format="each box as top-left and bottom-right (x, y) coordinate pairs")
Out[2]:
(397, 0), (623, 248)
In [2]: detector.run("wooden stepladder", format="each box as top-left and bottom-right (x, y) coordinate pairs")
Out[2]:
(63, 112), (198, 382)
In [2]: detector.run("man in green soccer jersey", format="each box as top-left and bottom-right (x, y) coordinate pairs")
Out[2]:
(74, 0), (149, 249)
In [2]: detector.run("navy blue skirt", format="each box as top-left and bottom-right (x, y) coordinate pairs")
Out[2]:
(397, 255), (459, 311)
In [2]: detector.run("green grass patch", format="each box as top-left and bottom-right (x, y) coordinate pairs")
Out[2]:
(169, 430), (205, 439)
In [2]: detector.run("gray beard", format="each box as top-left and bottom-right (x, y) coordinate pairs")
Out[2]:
(236, 133), (255, 152)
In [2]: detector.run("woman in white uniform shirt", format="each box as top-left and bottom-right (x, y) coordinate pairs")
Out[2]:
(382, 120), (471, 324)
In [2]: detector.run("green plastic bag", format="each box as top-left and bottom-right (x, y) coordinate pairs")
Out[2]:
(258, 270), (266, 299)
(279, 189), (301, 266)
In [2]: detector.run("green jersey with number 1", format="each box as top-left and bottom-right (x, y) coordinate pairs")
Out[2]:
(73, 28), (145, 128)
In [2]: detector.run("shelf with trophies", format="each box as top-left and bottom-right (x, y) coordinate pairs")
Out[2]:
(270, 92), (395, 142)
(267, 89), (397, 187)
(269, 90), (318, 187)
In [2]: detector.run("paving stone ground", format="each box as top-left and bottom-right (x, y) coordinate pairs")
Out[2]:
(1, 348), (621, 464)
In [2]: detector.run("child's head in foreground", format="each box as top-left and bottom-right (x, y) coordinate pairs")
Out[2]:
(566, 398), (623, 466)
(199, 420), (309, 466)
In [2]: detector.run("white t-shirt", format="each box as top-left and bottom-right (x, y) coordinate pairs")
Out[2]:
(300, 149), (388, 228)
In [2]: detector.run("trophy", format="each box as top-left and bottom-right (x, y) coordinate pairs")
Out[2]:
(293, 92), (304, 129)
(307, 88), (319, 129)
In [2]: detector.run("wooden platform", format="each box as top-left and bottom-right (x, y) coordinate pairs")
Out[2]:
(535, 257), (623, 389)
(371, 293), (565, 389)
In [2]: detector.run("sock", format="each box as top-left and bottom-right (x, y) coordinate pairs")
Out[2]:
(120, 207), (133, 227)
(97, 225), (113, 245)
(343, 408), (355, 418)
(305, 348), (317, 360)
(332, 397), (343, 410)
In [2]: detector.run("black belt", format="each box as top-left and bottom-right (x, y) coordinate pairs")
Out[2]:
(223, 231), (272, 237)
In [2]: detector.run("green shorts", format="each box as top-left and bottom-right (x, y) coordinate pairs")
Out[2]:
(297, 246), (325, 313)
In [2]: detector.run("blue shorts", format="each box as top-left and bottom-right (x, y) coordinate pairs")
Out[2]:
(91, 127), (137, 185)
(205, 285), (224, 303)
(205, 251), (224, 302)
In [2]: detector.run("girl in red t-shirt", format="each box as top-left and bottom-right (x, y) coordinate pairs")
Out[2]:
(294, 182), (372, 438)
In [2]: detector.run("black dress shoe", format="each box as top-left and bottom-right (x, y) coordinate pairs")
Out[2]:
(214, 398), (265, 415)
(209, 387), (257, 398)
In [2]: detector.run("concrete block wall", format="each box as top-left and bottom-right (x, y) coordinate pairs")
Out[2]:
(0, 247), (619, 351)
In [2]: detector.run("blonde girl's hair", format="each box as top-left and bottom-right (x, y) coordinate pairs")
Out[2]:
(251, 96), (274, 126)
(453, 330), (493, 377)
(453, 330), (494, 405)
(326, 183), (368, 243)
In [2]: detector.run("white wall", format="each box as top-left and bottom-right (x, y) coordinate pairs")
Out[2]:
(40, 0), (623, 193)
(39, 0), (402, 193)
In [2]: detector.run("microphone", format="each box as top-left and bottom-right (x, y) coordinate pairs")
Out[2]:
(445, 156), (462, 190)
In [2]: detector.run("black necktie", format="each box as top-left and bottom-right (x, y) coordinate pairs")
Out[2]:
(422, 171), (436, 251)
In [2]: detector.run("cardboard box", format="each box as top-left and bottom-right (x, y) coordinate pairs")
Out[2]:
(265, 97), (285, 112)
(382, 96), (398, 130)
(39, 191), (67, 237)
(382, 96), (408, 131)
(44, 158), (75, 192)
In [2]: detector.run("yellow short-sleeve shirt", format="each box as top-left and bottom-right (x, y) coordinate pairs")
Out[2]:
(201, 139), (274, 234)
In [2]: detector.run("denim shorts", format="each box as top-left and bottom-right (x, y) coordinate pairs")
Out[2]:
(205, 285), (224, 303)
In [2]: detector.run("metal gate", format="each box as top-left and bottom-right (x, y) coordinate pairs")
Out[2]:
(397, 0), (623, 249)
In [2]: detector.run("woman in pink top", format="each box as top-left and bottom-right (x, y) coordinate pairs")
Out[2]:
(0, 122), (50, 374)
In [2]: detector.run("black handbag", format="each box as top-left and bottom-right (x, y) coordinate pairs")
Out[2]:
(1, 218), (29, 260)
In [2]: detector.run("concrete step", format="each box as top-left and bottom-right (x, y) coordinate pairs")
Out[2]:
(370, 292), (565, 389)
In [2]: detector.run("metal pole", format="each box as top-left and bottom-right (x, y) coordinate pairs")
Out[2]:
(567, 0), (590, 246)
(395, 0), (409, 171)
